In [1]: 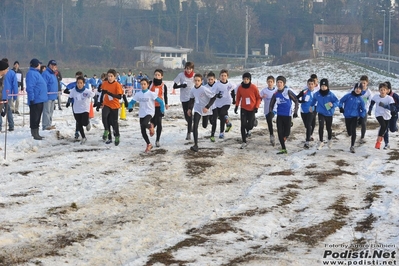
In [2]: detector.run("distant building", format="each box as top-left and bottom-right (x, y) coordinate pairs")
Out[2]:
(133, 45), (193, 69)
(314, 24), (362, 54)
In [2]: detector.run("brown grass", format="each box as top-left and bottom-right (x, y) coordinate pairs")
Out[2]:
(387, 149), (399, 160)
(327, 197), (351, 217)
(305, 169), (356, 183)
(269, 169), (294, 176)
(285, 219), (346, 246)
(354, 214), (377, 232)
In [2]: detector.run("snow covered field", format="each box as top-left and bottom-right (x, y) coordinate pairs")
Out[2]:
(0, 59), (398, 265)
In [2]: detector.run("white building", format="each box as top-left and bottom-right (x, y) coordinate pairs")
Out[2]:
(134, 45), (192, 69)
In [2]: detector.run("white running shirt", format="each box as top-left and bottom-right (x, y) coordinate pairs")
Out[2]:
(173, 72), (195, 102)
(133, 90), (159, 118)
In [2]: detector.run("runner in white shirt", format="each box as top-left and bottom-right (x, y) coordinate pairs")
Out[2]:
(212, 69), (236, 140)
(187, 73), (216, 152)
(260, 75), (277, 146)
(68, 76), (95, 144)
(173, 61), (195, 140)
(368, 82), (395, 149)
(204, 72), (218, 142)
(128, 78), (165, 153)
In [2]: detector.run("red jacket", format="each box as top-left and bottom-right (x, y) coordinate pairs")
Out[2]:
(236, 83), (261, 111)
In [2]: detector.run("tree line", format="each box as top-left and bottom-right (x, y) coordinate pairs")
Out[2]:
(0, 0), (397, 67)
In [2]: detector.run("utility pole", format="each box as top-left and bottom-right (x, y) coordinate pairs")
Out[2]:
(245, 6), (248, 68)
(61, 3), (64, 44)
(388, 9), (394, 73)
(320, 18), (324, 56)
(382, 10), (386, 54)
(196, 13), (199, 52)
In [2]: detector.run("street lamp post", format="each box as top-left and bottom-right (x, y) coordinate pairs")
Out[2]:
(382, 10), (386, 54)
(61, 3), (64, 44)
(388, 9), (394, 73)
(196, 13), (199, 52)
(321, 19), (324, 56)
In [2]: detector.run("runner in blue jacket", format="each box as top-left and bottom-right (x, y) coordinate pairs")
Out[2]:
(339, 84), (366, 153)
(309, 78), (339, 150)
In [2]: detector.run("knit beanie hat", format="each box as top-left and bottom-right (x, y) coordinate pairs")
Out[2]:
(0, 60), (9, 71)
(276, 75), (286, 84)
(242, 72), (251, 80)
(320, 78), (329, 88)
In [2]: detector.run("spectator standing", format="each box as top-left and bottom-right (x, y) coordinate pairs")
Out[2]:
(119, 72), (127, 86)
(0, 60), (8, 79)
(182, 58), (186, 68)
(0, 60), (10, 133)
(41, 60), (58, 130)
(0, 58), (17, 132)
(26, 58), (47, 140)
(11, 61), (23, 114)
(125, 70), (134, 96)
(135, 71), (144, 91)
(55, 69), (63, 110)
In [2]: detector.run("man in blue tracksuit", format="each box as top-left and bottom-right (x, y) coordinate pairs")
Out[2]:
(41, 60), (59, 130)
(26, 58), (47, 140)
(0, 58), (18, 132)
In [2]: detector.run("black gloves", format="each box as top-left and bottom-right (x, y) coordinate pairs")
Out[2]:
(123, 95), (129, 108)
(128, 109), (133, 113)
(96, 106), (100, 112)
(66, 102), (70, 108)
(293, 112), (298, 118)
(0, 107), (5, 117)
(231, 90), (236, 104)
(254, 108), (258, 113)
(216, 91), (223, 98)
(161, 112), (165, 117)
(367, 110), (372, 116)
(181, 83), (187, 88)
(339, 107), (344, 113)
(234, 106), (238, 114)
